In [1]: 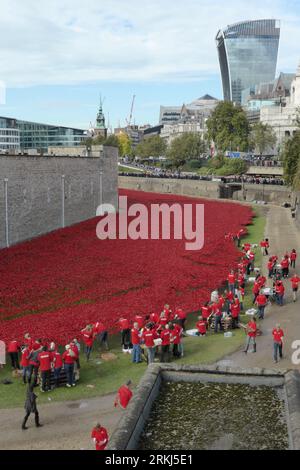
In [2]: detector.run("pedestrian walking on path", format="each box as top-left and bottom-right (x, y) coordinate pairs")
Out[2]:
(272, 324), (284, 363)
(22, 384), (43, 430)
(242, 317), (257, 354)
(290, 274), (300, 302)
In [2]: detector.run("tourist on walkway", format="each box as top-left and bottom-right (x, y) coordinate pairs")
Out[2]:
(290, 249), (297, 269)
(290, 273), (300, 302)
(91, 423), (109, 451)
(22, 384), (42, 430)
(275, 280), (285, 306)
(272, 324), (284, 363)
(243, 317), (257, 353)
(7, 339), (20, 370)
(114, 380), (133, 409)
(131, 322), (142, 363)
(255, 290), (268, 320)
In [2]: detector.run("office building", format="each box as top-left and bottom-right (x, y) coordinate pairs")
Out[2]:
(216, 19), (280, 104)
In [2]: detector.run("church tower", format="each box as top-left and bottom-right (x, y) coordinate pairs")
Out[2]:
(94, 97), (108, 139)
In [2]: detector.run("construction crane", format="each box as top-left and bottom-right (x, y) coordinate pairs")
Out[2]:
(126, 94), (136, 127)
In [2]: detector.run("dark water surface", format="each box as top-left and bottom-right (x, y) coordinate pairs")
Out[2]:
(139, 381), (289, 450)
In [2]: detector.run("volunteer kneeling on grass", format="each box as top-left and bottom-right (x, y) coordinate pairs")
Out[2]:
(114, 380), (133, 409)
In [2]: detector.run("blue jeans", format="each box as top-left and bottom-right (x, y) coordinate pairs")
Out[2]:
(276, 294), (284, 306)
(22, 366), (30, 383)
(229, 283), (235, 294)
(85, 345), (92, 360)
(214, 315), (222, 333)
(258, 305), (265, 319)
(132, 344), (141, 363)
(147, 347), (156, 364)
(64, 363), (74, 386)
(273, 342), (283, 361)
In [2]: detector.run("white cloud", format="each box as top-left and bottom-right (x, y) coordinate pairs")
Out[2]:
(0, 0), (299, 87)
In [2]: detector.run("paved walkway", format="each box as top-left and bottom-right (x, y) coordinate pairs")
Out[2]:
(218, 205), (300, 370)
(0, 205), (299, 450)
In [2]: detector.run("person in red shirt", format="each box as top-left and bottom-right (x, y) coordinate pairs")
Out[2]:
(38, 347), (53, 392)
(252, 281), (260, 305)
(290, 249), (297, 269)
(62, 345), (76, 387)
(114, 380), (133, 409)
(91, 423), (109, 451)
(255, 291), (268, 320)
(227, 271), (236, 294)
(142, 325), (158, 364)
(275, 280), (285, 306)
(160, 324), (171, 362)
(196, 316), (207, 336)
(24, 333), (33, 351)
(131, 322), (142, 363)
(267, 257), (275, 278)
(243, 317), (257, 353)
(230, 301), (240, 329)
(52, 350), (63, 388)
(134, 315), (144, 329)
(159, 311), (168, 327)
(118, 318), (132, 352)
(7, 340), (20, 370)
(260, 239), (266, 255)
(212, 302), (223, 333)
(81, 325), (94, 361)
(281, 256), (290, 278)
(20, 345), (30, 384)
(272, 324), (284, 363)
(170, 322), (183, 357)
(290, 273), (300, 302)
(201, 302), (212, 326)
(150, 312), (159, 324)
(93, 322), (109, 351)
(236, 228), (245, 247)
(175, 308), (187, 331)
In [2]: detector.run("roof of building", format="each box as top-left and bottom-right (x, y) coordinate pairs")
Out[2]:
(197, 94), (218, 101)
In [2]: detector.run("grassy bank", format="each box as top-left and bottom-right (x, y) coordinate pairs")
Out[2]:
(0, 207), (266, 409)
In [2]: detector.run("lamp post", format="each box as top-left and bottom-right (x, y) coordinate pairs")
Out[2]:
(4, 178), (9, 247)
(61, 175), (65, 228)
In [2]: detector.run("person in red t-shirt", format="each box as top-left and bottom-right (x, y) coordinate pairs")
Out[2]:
(62, 345), (76, 387)
(267, 257), (275, 278)
(272, 324), (284, 363)
(230, 301), (240, 329)
(20, 345), (30, 384)
(275, 281), (285, 306)
(281, 256), (290, 278)
(7, 340), (20, 370)
(290, 273), (300, 302)
(252, 281), (260, 305)
(227, 271), (236, 294)
(52, 350), (63, 388)
(24, 333), (33, 351)
(290, 249), (297, 269)
(93, 322), (109, 351)
(131, 322), (142, 364)
(119, 318), (132, 351)
(175, 308), (187, 331)
(142, 325), (158, 364)
(38, 347), (53, 392)
(81, 325), (94, 361)
(212, 302), (223, 333)
(255, 291), (268, 320)
(196, 316), (207, 336)
(114, 380), (133, 409)
(150, 312), (159, 324)
(170, 322), (183, 357)
(160, 324), (171, 362)
(243, 317), (257, 353)
(91, 423), (109, 450)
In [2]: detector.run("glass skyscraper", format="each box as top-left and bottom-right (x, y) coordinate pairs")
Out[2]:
(216, 19), (280, 104)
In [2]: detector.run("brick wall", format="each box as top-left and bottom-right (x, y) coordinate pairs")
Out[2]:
(0, 146), (118, 248)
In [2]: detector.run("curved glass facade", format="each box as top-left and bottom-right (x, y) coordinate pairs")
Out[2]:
(216, 19), (280, 104)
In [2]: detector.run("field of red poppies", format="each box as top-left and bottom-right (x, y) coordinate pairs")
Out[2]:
(0, 190), (253, 345)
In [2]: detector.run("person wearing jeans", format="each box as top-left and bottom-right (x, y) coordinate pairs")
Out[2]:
(131, 322), (142, 363)
(62, 345), (76, 387)
(243, 317), (257, 353)
(255, 291), (267, 320)
(272, 324), (284, 363)
(142, 325), (158, 365)
(81, 325), (94, 361)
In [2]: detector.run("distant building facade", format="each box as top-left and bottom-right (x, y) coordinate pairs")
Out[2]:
(159, 95), (219, 125)
(216, 19), (280, 104)
(0, 116), (86, 153)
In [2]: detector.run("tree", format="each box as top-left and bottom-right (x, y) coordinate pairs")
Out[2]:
(135, 135), (166, 159)
(103, 134), (119, 147)
(167, 133), (206, 169)
(282, 130), (300, 187)
(116, 132), (132, 157)
(249, 122), (277, 156)
(206, 101), (250, 153)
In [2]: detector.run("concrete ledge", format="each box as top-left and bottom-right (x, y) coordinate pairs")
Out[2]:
(108, 364), (294, 450)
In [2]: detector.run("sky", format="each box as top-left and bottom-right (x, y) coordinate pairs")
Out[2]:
(0, 0), (300, 130)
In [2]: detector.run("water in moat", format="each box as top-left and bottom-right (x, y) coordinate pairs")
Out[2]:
(138, 381), (289, 450)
